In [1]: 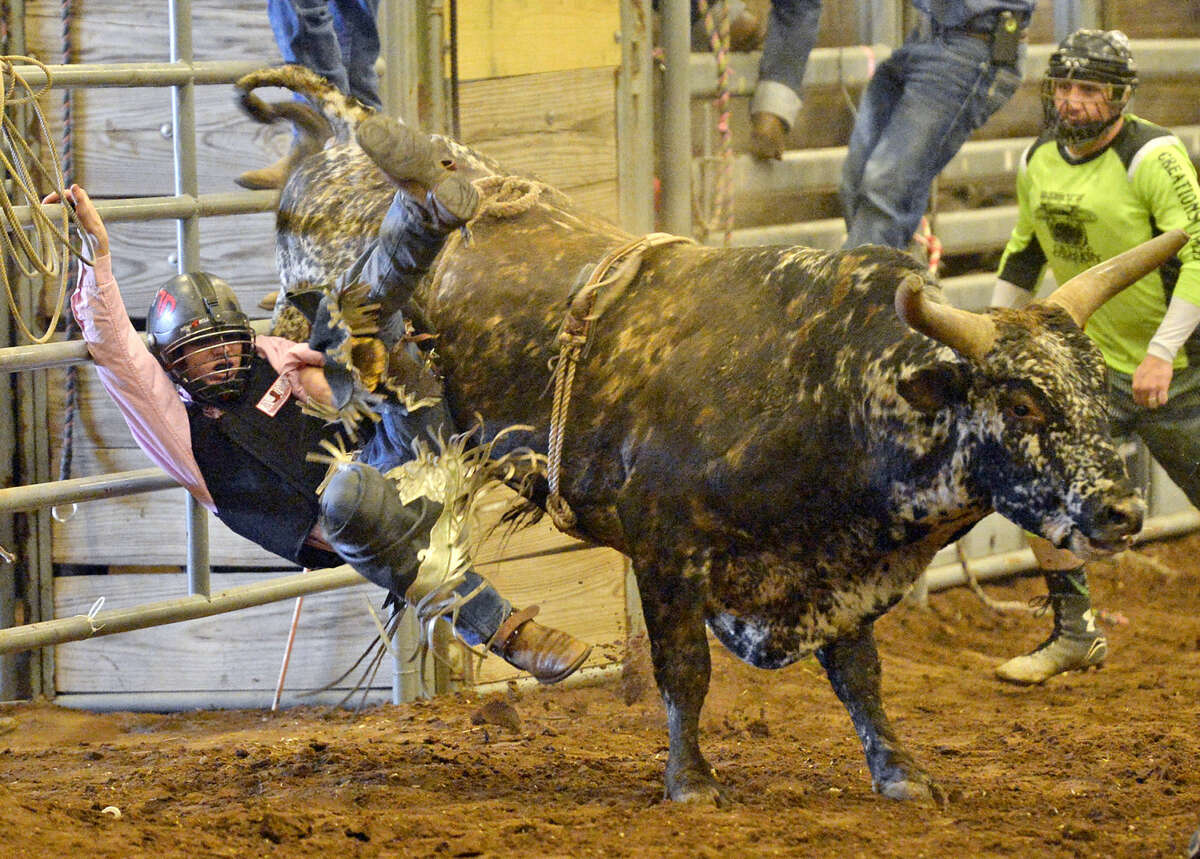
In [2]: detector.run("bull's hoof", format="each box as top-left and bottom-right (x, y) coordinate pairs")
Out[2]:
(665, 769), (727, 807)
(876, 775), (946, 807)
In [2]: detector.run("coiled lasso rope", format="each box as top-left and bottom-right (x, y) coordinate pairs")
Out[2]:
(0, 54), (93, 344)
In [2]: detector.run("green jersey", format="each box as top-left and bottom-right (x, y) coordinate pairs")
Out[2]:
(997, 115), (1200, 374)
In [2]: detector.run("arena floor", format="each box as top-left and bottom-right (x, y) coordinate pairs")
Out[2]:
(2, 533), (1198, 857)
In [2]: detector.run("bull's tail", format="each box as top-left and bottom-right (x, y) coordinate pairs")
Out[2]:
(234, 64), (375, 149)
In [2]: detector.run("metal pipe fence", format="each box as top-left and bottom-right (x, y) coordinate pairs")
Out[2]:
(0, 2), (423, 703)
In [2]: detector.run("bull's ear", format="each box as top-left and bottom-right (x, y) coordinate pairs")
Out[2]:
(288, 289), (325, 324)
(898, 362), (969, 414)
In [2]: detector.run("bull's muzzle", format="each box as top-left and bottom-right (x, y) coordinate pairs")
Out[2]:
(1081, 493), (1145, 553)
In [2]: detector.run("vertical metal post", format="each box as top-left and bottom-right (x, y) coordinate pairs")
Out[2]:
(1052, 0), (1102, 41)
(380, 0), (420, 123)
(426, 0), (447, 134)
(5, 0), (47, 699)
(168, 0), (210, 598)
(857, 0), (904, 47)
(1, 0), (28, 699)
(617, 0), (655, 234)
(659, 0), (692, 236)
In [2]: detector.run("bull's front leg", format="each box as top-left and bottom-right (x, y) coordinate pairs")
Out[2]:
(816, 623), (944, 804)
(635, 562), (723, 806)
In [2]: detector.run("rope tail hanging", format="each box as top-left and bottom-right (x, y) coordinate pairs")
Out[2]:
(695, 0), (735, 246)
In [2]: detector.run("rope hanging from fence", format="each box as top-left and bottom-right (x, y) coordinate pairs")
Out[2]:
(696, 0), (735, 246)
(0, 54), (92, 345)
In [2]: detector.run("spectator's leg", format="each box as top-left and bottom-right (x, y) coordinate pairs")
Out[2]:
(839, 46), (906, 242)
(268, 0), (352, 94)
(749, 0), (823, 159)
(241, 0), (353, 190)
(330, 0), (382, 109)
(842, 34), (1021, 250)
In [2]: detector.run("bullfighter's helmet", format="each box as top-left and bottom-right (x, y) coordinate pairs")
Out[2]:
(1041, 29), (1137, 146)
(146, 272), (255, 403)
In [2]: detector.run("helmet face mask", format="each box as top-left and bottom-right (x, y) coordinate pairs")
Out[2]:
(1041, 29), (1137, 148)
(147, 273), (256, 403)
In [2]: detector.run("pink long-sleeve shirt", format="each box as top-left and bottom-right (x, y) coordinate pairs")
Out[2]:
(71, 256), (326, 513)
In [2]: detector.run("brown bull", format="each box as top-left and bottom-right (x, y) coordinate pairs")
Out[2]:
(238, 66), (1185, 805)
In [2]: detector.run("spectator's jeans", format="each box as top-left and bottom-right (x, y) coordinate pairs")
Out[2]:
(1107, 362), (1200, 507)
(268, 0), (382, 110)
(840, 29), (1022, 249)
(751, 0), (824, 127)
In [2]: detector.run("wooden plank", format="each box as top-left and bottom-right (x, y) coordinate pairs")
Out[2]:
(54, 531), (626, 692)
(52, 486), (291, 567)
(24, 0), (282, 65)
(455, 0), (620, 80)
(54, 573), (394, 693)
(101, 211), (282, 316)
(458, 66), (617, 220)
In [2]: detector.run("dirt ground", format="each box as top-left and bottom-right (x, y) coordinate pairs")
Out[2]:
(2, 534), (1199, 858)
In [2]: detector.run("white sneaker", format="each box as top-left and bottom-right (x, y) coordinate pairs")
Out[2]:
(995, 630), (1107, 685)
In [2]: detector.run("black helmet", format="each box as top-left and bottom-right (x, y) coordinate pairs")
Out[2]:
(1041, 29), (1137, 146)
(147, 272), (255, 403)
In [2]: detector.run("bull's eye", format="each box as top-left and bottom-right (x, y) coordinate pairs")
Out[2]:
(1001, 390), (1046, 427)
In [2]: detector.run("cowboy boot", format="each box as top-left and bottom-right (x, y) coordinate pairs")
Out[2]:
(355, 114), (480, 225)
(749, 111), (788, 161)
(995, 567), (1108, 685)
(489, 605), (593, 685)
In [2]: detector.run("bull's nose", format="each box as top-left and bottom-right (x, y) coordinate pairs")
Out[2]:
(1093, 496), (1145, 538)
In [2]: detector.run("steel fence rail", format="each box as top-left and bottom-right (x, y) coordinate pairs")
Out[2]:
(0, 318), (272, 376)
(688, 39), (1200, 98)
(2, 59), (268, 89)
(0, 566), (367, 655)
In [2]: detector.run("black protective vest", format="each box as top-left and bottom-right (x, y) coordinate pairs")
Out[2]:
(187, 357), (348, 568)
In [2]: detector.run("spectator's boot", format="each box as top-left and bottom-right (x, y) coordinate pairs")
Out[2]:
(355, 115), (479, 225)
(749, 111), (788, 160)
(489, 605), (593, 684)
(235, 145), (304, 190)
(995, 568), (1107, 685)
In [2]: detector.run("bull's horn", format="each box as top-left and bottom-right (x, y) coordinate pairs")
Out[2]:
(1044, 229), (1189, 328)
(894, 273), (996, 360)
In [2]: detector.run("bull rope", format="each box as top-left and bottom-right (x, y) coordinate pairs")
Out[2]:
(543, 232), (694, 534)
(425, 176), (700, 535)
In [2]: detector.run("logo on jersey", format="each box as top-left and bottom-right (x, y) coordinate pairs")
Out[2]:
(1035, 196), (1101, 265)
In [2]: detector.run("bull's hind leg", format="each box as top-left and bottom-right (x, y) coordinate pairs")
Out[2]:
(816, 623), (944, 804)
(635, 563), (724, 806)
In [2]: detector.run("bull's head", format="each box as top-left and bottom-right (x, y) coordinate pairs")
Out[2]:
(895, 230), (1188, 558)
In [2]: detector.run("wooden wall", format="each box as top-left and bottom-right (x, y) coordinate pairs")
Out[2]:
(21, 0), (619, 315)
(17, 0), (624, 695)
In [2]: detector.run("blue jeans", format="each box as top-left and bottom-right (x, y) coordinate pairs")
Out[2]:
(840, 29), (1022, 249)
(268, 0), (382, 110)
(340, 190), (511, 647)
(1107, 363), (1200, 506)
(750, 0), (824, 127)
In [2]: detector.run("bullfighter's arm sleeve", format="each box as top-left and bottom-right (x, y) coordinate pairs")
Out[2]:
(70, 257), (217, 511)
(1133, 135), (1200, 360)
(996, 150), (1048, 293)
